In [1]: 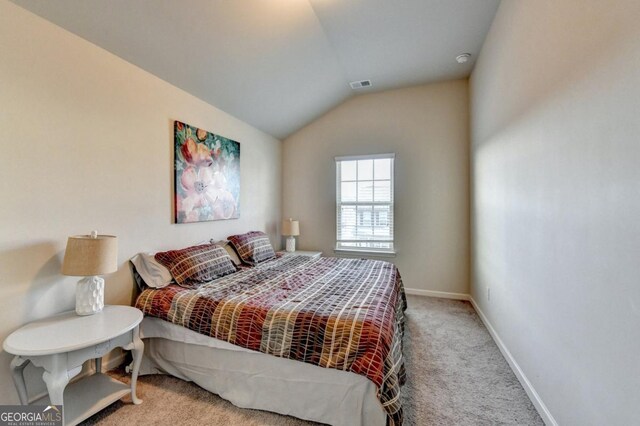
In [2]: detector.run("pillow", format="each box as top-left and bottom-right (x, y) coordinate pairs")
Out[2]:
(130, 253), (174, 289)
(212, 240), (243, 266)
(227, 231), (276, 265)
(131, 265), (147, 291)
(154, 243), (237, 287)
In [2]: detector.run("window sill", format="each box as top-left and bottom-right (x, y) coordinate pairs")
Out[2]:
(333, 248), (397, 258)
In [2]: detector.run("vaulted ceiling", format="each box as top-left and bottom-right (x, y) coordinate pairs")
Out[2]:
(12, 0), (500, 139)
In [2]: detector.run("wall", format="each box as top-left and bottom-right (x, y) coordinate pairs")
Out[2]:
(0, 0), (281, 404)
(471, 1), (640, 424)
(283, 80), (470, 295)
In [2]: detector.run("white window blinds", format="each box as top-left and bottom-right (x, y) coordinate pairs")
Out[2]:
(336, 153), (395, 253)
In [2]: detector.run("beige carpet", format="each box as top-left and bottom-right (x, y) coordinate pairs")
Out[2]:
(81, 296), (543, 425)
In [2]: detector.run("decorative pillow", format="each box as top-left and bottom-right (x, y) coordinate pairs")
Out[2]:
(227, 231), (276, 265)
(211, 240), (243, 266)
(154, 243), (237, 287)
(130, 253), (174, 289)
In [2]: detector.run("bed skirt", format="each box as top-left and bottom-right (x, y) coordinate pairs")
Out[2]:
(138, 317), (386, 426)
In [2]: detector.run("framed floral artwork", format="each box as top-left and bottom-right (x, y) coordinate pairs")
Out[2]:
(174, 120), (240, 223)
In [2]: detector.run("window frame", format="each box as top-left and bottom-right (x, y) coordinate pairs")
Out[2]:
(334, 153), (396, 257)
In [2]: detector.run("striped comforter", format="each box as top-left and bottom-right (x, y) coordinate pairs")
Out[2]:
(135, 255), (407, 424)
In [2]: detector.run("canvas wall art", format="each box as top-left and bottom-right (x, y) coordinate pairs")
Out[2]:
(174, 120), (240, 223)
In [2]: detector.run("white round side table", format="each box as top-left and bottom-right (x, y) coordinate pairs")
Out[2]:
(3, 305), (144, 426)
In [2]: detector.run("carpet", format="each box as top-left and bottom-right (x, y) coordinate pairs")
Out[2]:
(81, 296), (543, 425)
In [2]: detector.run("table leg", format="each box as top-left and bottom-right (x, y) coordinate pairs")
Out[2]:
(42, 367), (69, 406)
(10, 356), (29, 405)
(123, 326), (144, 405)
(95, 357), (102, 374)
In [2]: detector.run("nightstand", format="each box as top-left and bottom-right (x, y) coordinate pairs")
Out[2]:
(3, 305), (144, 426)
(278, 250), (322, 259)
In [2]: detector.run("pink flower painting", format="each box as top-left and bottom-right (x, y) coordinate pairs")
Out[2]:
(174, 121), (240, 223)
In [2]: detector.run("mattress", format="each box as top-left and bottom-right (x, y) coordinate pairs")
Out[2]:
(136, 255), (406, 424)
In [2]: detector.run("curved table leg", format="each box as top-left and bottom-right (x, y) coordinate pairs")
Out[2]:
(123, 326), (144, 405)
(10, 356), (29, 405)
(42, 368), (69, 406)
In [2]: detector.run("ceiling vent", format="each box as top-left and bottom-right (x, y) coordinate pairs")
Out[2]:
(349, 80), (372, 89)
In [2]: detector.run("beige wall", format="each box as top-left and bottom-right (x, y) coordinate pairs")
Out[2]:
(283, 80), (470, 294)
(471, 1), (640, 424)
(0, 0), (281, 404)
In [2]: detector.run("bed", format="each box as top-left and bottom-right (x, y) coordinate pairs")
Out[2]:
(133, 252), (406, 425)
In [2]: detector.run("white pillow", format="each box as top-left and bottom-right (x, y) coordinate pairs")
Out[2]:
(130, 253), (173, 289)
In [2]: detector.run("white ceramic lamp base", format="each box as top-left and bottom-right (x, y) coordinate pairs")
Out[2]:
(286, 236), (296, 252)
(76, 276), (104, 316)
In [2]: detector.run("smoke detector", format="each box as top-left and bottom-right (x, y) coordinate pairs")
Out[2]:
(456, 53), (471, 64)
(349, 80), (372, 89)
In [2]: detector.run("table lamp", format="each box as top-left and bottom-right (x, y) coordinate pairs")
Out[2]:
(282, 218), (300, 252)
(62, 231), (118, 316)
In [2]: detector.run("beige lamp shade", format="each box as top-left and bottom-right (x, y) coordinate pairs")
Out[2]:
(282, 219), (300, 236)
(62, 233), (118, 276)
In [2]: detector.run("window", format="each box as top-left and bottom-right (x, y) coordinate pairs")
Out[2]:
(335, 153), (394, 253)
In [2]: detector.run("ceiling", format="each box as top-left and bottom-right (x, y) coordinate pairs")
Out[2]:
(12, 0), (500, 139)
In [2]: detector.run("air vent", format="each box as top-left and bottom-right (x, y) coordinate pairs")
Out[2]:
(349, 80), (372, 89)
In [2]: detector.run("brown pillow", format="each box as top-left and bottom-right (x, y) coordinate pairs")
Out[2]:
(155, 243), (236, 287)
(227, 231), (276, 266)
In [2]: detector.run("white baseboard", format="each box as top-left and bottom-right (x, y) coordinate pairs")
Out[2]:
(405, 288), (556, 424)
(405, 287), (470, 301)
(101, 349), (127, 371)
(469, 297), (557, 426)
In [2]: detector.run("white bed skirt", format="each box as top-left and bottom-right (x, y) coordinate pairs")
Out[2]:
(138, 317), (386, 426)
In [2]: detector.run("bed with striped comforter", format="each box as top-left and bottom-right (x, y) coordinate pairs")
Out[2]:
(135, 255), (407, 424)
